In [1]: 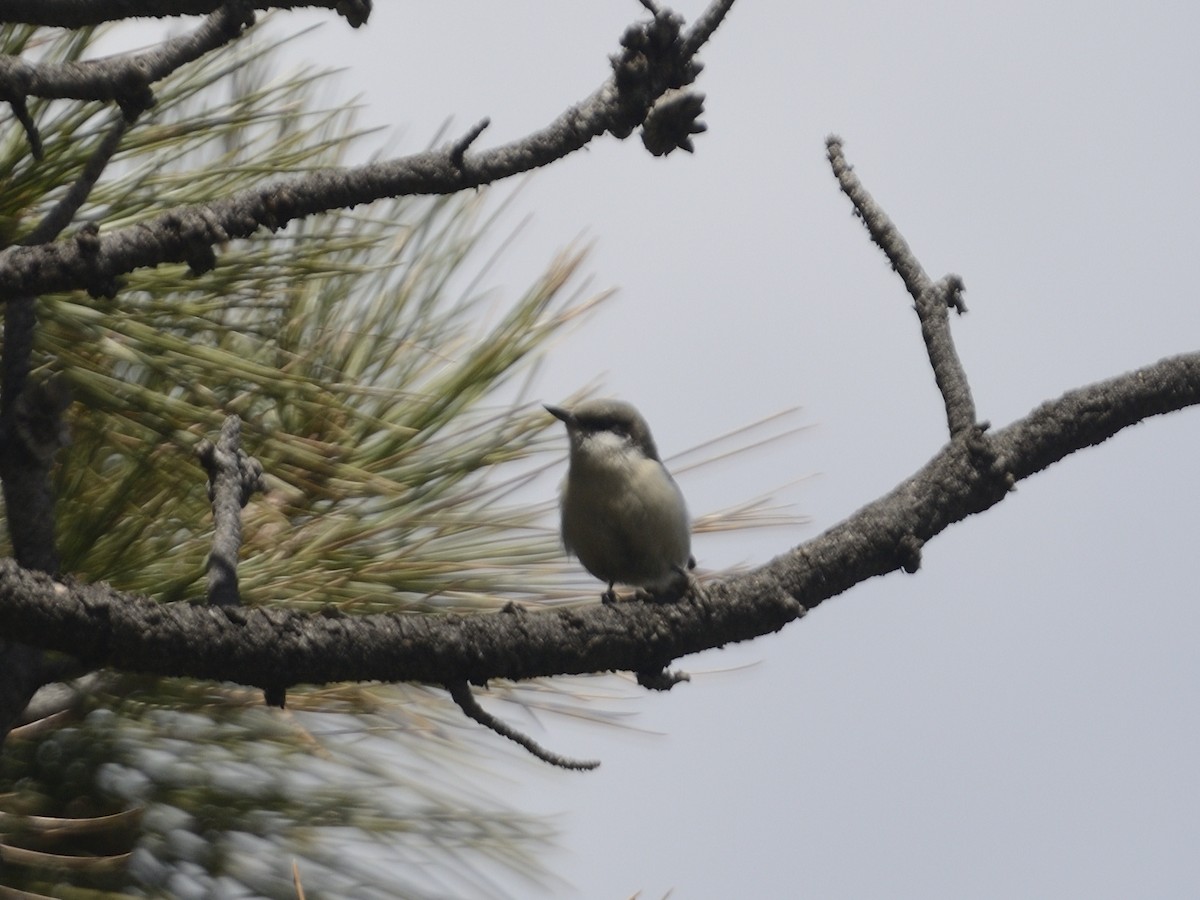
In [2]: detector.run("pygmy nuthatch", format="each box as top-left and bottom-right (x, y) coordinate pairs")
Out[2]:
(545, 399), (695, 601)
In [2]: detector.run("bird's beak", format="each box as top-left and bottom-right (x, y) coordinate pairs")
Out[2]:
(544, 404), (573, 425)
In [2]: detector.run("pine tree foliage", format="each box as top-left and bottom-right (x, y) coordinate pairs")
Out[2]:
(0, 20), (600, 898)
(0, 13), (789, 897)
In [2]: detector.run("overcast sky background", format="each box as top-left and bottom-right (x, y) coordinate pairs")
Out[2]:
(152, 3), (1200, 897)
(268, 3), (1200, 897)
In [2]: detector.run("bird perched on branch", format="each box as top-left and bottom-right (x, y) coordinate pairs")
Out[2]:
(546, 398), (695, 602)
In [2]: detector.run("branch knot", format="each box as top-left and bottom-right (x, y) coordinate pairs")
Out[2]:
(609, 4), (701, 140)
(642, 88), (707, 156)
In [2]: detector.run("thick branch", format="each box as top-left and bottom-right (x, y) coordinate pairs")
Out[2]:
(1, 109), (136, 570)
(0, 0), (734, 299)
(2, 109), (137, 570)
(0, 353), (1194, 692)
(0, 0), (370, 28)
(0, 106), (136, 738)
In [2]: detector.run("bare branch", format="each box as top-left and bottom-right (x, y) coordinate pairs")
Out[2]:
(196, 415), (265, 609)
(0, 0), (731, 300)
(682, 0), (737, 58)
(0, 0), (371, 28)
(446, 682), (600, 771)
(826, 136), (930, 296)
(195, 415), (276, 705)
(0, 3), (254, 111)
(827, 135), (977, 436)
(26, 113), (132, 247)
(0, 107), (137, 734)
(0, 352), (1194, 696)
(5, 95), (42, 160)
(0, 110), (136, 569)
(917, 274), (976, 435)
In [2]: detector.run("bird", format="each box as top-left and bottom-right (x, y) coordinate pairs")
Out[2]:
(545, 398), (695, 602)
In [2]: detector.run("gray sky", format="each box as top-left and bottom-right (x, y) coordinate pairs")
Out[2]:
(264, 2), (1198, 896)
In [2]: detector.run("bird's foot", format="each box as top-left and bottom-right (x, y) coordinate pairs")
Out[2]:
(646, 565), (705, 603)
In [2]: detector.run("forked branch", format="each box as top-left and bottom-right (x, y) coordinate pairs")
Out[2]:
(827, 135), (977, 436)
(0, 131), (1195, 762)
(0, 4), (254, 113)
(0, 343), (1195, 695)
(0, 0), (738, 300)
(196, 415), (265, 609)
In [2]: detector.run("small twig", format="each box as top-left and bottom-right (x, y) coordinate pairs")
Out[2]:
(197, 416), (271, 706)
(196, 415), (265, 609)
(826, 135), (977, 436)
(25, 112), (131, 247)
(682, 0), (738, 58)
(917, 275), (976, 434)
(6, 95), (42, 160)
(449, 117), (490, 171)
(826, 135), (929, 295)
(446, 681), (600, 771)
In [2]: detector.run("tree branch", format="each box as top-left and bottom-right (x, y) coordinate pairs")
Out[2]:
(5, 94), (42, 161)
(0, 118), (1192, 742)
(196, 415), (272, 703)
(0, 352), (1193, 694)
(0, 109), (137, 737)
(827, 136), (977, 436)
(0, 3), (254, 112)
(446, 681), (600, 771)
(25, 113), (133, 248)
(196, 415), (265, 609)
(0, 0), (734, 299)
(681, 0), (736, 57)
(2, 107), (136, 573)
(0, 0), (371, 28)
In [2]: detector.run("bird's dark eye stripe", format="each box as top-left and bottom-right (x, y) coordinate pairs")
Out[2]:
(580, 414), (626, 433)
